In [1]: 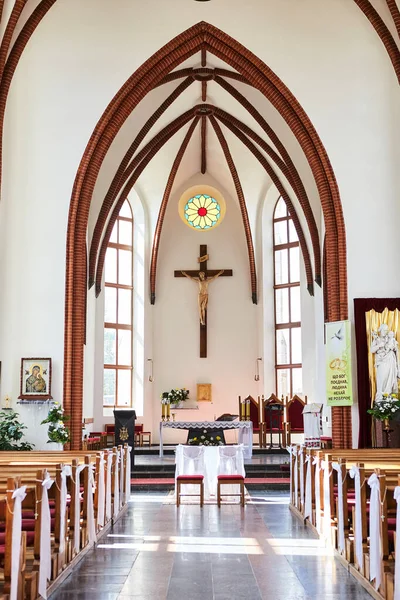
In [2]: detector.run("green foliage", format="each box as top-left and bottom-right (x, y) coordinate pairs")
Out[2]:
(368, 393), (400, 422)
(160, 388), (189, 405)
(0, 409), (34, 451)
(40, 402), (70, 444)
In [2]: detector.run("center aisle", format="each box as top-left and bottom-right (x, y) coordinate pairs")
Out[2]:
(49, 491), (372, 600)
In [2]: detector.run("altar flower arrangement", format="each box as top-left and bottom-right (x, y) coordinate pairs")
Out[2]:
(41, 402), (70, 444)
(367, 393), (400, 422)
(160, 388), (189, 405)
(188, 430), (224, 446)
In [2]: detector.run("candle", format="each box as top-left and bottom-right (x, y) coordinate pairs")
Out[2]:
(239, 396), (244, 419)
(162, 404), (165, 419)
(166, 403), (170, 420)
(246, 400), (250, 420)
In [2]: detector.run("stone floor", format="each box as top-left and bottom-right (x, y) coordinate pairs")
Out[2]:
(49, 491), (372, 600)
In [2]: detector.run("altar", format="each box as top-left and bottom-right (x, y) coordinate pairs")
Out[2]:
(159, 420), (253, 458)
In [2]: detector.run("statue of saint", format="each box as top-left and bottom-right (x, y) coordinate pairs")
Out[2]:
(181, 270), (224, 325)
(370, 323), (400, 400)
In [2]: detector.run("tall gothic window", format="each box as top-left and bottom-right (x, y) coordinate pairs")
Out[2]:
(273, 197), (302, 398)
(103, 201), (133, 407)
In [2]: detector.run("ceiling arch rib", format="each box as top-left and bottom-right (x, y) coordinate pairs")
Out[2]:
(353, 0), (400, 83)
(386, 0), (400, 39)
(66, 22), (348, 448)
(94, 104), (314, 305)
(88, 77), (195, 286)
(209, 115), (257, 304)
(201, 115), (207, 174)
(91, 90), (321, 293)
(150, 117), (201, 304)
(94, 111), (197, 296)
(0, 0), (58, 195)
(215, 113), (314, 293)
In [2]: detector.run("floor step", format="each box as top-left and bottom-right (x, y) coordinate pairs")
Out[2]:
(130, 477), (290, 492)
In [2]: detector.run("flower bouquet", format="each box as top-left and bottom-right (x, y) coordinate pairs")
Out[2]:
(368, 393), (400, 422)
(160, 388), (189, 406)
(188, 430), (224, 446)
(41, 402), (70, 445)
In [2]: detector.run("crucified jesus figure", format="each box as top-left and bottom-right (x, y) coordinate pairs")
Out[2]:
(181, 270), (224, 325)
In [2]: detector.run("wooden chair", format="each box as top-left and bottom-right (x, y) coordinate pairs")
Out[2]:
(238, 395), (262, 446)
(176, 475), (204, 507)
(139, 430), (152, 447)
(285, 395), (307, 446)
(217, 475), (245, 507)
(260, 394), (285, 448)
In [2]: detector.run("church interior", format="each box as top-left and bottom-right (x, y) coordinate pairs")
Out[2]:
(1, 0), (400, 598)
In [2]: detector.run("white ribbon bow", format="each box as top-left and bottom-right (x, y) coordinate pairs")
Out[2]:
(349, 466), (363, 571)
(106, 452), (113, 521)
(312, 456), (321, 533)
(321, 460), (332, 542)
(304, 455), (312, 520)
(87, 464), (96, 546)
(74, 465), (87, 553)
(294, 447), (299, 508)
(125, 446), (132, 504)
(113, 450), (120, 518)
(97, 453), (106, 527)
(59, 465), (72, 554)
(393, 486), (400, 600)
(299, 448), (305, 511)
(332, 462), (345, 553)
(119, 447), (125, 509)
(368, 473), (382, 590)
(10, 486), (27, 600)
(39, 475), (54, 600)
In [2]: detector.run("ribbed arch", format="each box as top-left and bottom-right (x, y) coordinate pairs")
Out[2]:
(65, 21), (348, 448)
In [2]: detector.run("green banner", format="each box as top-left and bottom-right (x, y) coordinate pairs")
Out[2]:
(326, 320), (353, 407)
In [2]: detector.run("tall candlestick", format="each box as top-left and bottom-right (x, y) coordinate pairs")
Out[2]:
(166, 403), (170, 420)
(246, 400), (250, 420)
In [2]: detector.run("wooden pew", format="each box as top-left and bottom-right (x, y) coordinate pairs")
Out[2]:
(0, 444), (130, 599)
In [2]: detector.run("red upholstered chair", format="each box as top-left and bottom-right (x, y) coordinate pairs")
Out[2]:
(238, 395), (262, 446)
(285, 395), (307, 446)
(134, 424), (143, 446)
(176, 475), (204, 507)
(260, 394), (285, 448)
(90, 432), (108, 448)
(104, 424), (115, 447)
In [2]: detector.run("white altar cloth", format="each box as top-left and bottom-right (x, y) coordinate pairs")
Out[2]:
(175, 444), (246, 500)
(159, 420), (253, 458)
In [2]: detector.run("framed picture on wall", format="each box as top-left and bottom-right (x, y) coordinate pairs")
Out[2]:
(18, 358), (53, 400)
(197, 383), (212, 402)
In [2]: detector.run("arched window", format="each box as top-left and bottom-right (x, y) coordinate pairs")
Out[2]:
(103, 201), (133, 407)
(273, 197), (302, 398)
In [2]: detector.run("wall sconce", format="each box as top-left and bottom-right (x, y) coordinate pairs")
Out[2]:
(147, 358), (153, 382)
(254, 357), (262, 381)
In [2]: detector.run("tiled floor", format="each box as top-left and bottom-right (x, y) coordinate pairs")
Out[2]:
(49, 491), (372, 600)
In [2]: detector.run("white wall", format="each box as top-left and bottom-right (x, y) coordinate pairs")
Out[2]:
(0, 0), (399, 447)
(152, 175), (260, 443)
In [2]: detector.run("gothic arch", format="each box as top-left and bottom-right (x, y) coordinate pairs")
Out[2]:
(65, 21), (348, 448)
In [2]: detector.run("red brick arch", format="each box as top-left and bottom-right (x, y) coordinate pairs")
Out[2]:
(65, 21), (349, 448)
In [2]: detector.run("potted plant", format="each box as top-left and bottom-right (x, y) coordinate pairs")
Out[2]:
(41, 402), (70, 449)
(368, 393), (400, 427)
(161, 388), (189, 408)
(0, 409), (34, 450)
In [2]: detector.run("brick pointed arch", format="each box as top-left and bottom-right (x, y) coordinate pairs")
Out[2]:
(65, 21), (349, 448)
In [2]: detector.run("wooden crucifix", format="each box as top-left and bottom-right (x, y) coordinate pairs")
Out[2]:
(174, 245), (233, 358)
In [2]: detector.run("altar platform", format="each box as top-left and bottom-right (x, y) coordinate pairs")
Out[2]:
(131, 445), (290, 492)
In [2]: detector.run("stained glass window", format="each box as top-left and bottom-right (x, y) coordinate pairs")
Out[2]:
(184, 194), (221, 229)
(273, 197), (302, 398)
(179, 185), (226, 231)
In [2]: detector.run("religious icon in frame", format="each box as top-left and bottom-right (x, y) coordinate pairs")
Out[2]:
(18, 358), (53, 400)
(197, 383), (212, 402)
